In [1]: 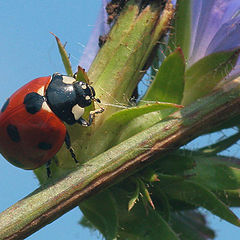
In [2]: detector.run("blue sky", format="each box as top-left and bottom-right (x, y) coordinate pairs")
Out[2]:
(0, 1), (239, 239)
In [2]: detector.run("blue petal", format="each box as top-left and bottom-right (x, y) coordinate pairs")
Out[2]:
(206, 16), (240, 54)
(190, 0), (240, 64)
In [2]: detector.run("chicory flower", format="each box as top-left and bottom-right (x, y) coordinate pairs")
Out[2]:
(189, 0), (240, 77)
(79, 0), (111, 71)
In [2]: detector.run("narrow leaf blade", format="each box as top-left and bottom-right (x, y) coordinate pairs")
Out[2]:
(143, 47), (185, 104)
(76, 65), (90, 84)
(165, 180), (240, 227)
(105, 101), (183, 126)
(50, 32), (73, 76)
(128, 180), (140, 211)
(191, 156), (240, 190)
(79, 190), (118, 240)
(169, 0), (192, 59)
(198, 131), (240, 156)
(138, 178), (155, 209)
(182, 49), (240, 105)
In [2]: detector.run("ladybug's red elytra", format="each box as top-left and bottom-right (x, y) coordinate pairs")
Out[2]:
(0, 73), (104, 176)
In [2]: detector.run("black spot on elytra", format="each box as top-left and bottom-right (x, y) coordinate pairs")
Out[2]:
(1, 98), (10, 112)
(38, 142), (52, 150)
(24, 92), (44, 114)
(7, 124), (20, 142)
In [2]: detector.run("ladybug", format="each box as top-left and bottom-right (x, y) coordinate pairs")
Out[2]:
(0, 73), (103, 176)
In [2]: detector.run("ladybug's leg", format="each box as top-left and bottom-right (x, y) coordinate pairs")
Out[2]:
(78, 108), (104, 127)
(77, 117), (89, 127)
(46, 160), (52, 178)
(65, 131), (78, 164)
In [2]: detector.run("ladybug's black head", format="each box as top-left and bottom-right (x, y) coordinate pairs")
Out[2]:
(73, 82), (100, 108)
(46, 73), (102, 125)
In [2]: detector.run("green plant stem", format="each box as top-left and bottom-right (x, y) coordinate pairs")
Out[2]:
(89, 0), (174, 117)
(1, 76), (240, 239)
(55, 0), (174, 166)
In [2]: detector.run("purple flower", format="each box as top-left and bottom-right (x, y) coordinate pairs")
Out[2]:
(79, 0), (111, 71)
(189, 0), (240, 76)
(80, 0), (240, 78)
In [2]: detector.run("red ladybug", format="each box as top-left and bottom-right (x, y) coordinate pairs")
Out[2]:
(0, 73), (103, 176)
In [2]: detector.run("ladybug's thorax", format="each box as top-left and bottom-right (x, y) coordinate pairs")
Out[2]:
(46, 73), (94, 125)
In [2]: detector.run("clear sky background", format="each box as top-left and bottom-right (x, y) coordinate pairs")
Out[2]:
(0, 1), (239, 239)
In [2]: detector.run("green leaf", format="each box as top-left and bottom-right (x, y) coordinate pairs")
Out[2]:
(152, 151), (196, 175)
(214, 189), (240, 207)
(79, 216), (96, 230)
(51, 32), (73, 76)
(150, 48), (162, 78)
(141, 168), (160, 183)
(197, 131), (240, 156)
(164, 180), (240, 227)
(151, 187), (171, 221)
(143, 47), (185, 104)
(182, 49), (240, 105)
(157, 173), (186, 186)
(109, 185), (180, 240)
(191, 156), (240, 190)
(169, 0), (192, 59)
(171, 211), (215, 240)
(79, 190), (118, 240)
(106, 101), (183, 126)
(75, 65), (90, 84)
(128, 179), (140, 211)
(119, 202), (180, 240)
(87, 102), (183, 157)
(146, 211), (180, 240)
(138, 178), (155, 209)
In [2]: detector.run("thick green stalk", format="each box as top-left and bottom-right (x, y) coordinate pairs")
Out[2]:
(56, 0), (174, 165)
(89, 0), (174, 117)
(1, 77), (240, 239)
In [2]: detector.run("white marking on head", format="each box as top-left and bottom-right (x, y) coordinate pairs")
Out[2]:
(85, 95), (91, 101)
(81, 84), (87, 89)
(37, 86), (45, 96)
(72, 104), (85, 120)
(62, 76), (76, 84)
(42, 102), (52, 112)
